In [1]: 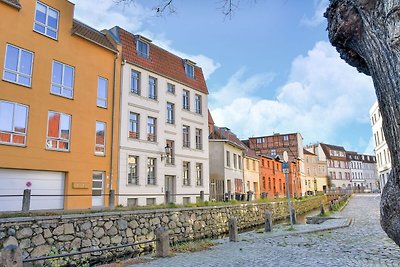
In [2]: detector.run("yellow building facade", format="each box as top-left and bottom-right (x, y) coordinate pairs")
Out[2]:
(243, 150), (260, 200)
(0, 0), (120, 210)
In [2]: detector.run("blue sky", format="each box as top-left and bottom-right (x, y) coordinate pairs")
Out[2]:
(72, 0), (376, 154)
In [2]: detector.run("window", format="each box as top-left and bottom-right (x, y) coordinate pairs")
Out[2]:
(129, 112), (139, 139)
(51, 61), (74, 98)
(233, 154), (237, 169)
(196, 163), (203, 186)
(148, 76), (157, 100)
(184, 62), (194, 79)
(195, 94), (202, 114)
(3, 44), (33, 87)
(0, 101), (28, 146)
(146, 198), (156, 205)
(34, 1), (59, 39)
(271, 149), (276, 156)
(166, 102), (175, 124)
(147, 116), (156, 142)
(226, 151), (231, 167)
(97, 77), (108, 108)
(46, 111), (71, 151)
(283, 135), (289, 141)
(183, 125), (190, 148)
(128, 156), (139, 185)
(183, 90), (190, 110)
(195, 128), (202, 150)
(95, 121), (106, 155)
(256, 138), (264, 144)
(167, 83), (175, 94)
(147, 157), (156, 185)
(166, 140), (175, 165)
(131, 70), (140, 95)
(238, 155), (242, 170)
(183, 161), (190, 186)
(137, 39), (149, 58)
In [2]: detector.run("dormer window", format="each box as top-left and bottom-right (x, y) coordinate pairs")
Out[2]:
(136, 35), (151, 59)
(34, 1), (59, 40)
(184, 59), (195, 79)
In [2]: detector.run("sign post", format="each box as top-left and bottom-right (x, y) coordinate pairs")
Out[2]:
(283, 151), (293, 227)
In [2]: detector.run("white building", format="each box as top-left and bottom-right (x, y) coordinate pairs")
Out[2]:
(110, 27), (210, 206)
(347, 152), (378, 192)
(370, 101), (391, 191)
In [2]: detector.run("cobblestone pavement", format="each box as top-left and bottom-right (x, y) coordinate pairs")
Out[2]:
(134, 194), (400, 267)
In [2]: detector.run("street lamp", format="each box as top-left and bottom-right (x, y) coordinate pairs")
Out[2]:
(161, 144), (171, 161)
(283, 151), (294, 227)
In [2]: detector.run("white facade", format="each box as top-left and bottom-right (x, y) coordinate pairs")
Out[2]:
(370, 101), (391, 191)
(117, 60), (209, 206)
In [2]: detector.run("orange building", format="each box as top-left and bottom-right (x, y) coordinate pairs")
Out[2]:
(0, 0), (120, 210)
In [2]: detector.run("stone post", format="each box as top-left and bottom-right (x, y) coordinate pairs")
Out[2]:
(22, 189), (31, 212)
(155, 227), (170, 257)
(229, 217), (238, 242)
(109, 189), (115, 209)
(1, 244), (22, 267)
(320, 203), (325, 215)
(290, 208), (297, 225)
(264, 211), (272, 232)
(200, 191), (204, 201)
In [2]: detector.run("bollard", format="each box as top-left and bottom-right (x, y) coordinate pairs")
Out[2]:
(264, 211), (272, 232)
(320, 203), (325, 215)
(109, 189), (115, 209)
(229, 217), (238, 242)
(22, 189), (31, 212)
(290, 208), (297, 225)
(261, 192), (267, 199)
(1, 244), (22, 267)
(200, 190), (204, 201)
(155, 227), (170, 257)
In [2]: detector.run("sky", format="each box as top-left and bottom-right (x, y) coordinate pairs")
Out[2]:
(71, 0), (376, 154)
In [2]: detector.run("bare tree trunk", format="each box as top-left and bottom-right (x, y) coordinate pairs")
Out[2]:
(325, 0), (400, 246)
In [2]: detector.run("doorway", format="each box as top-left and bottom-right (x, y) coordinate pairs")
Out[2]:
(92, 171), (104, 208)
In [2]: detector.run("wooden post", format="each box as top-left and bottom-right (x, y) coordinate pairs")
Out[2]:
(1, 245), (22, 267)
(22, 189), (31, 212)
(155, 227), (170, 257)
(264, 211), (272, 232)
(229, 217), (238, 242)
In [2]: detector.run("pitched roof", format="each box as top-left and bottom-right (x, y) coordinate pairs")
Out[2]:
(303, 149), (315, 156)
(209, 126), (247, 150)
(113, 27), (208, 95)
(1, 0), (20, 9)
(245, 148), (258, 159)
(320, 143), (347, 160)
(72, 19), (117, 53)
(208, 110), (215, 125)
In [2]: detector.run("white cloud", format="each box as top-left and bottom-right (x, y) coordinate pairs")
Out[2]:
(71, 1), (220, 80)
(301, 0), (329, 27)
(211, 41), (375, 150)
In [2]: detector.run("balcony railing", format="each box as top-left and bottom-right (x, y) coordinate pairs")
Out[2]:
(147, 133), (156, 142)
(129, 131), (139, 139)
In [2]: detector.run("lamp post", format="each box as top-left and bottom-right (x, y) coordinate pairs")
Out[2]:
(283, 151), (293, 226)
(161, 144), (171, 162)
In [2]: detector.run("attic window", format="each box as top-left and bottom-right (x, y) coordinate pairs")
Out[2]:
(135, 35), (151, 59)
(184, 59), (196, 79)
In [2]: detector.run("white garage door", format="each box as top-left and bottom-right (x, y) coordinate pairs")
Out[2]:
(0, 169), (65, 212)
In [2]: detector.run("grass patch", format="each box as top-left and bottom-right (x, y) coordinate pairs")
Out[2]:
(318, 211), (332, 217)
(171, 239), (216, 253)
(286, 226), (296, 231)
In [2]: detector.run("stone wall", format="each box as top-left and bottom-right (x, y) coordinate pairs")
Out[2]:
(0, 196), (326, 264)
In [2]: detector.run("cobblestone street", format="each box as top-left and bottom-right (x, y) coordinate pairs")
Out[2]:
(135, 194), (400, 267)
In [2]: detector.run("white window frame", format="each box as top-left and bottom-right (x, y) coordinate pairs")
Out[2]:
(166, 102), (175, 124)
(131, 70), (141, 95)
(147, 157), (156, 185)
(128, 155), (139, 185)
(147, 116), (157, 142)
(51, 60), (75, 99)
(195, 94), (202, 114)
(184, 62), (195, 79)
(183, 161), (190, 186)
(137, 39), (149, 59)
(97, 77), (108, 108)
(196, 163), (203, 186)
(148, 76), (157, 100)
(0, 100), (29, 146)
(167, 83), (175, 94)
(33, 1), (59, 40)
(46, 111), (71, 151)
(3, 44), (34, 87)
(183, 90), (190, 110)
(129, 112), (140, 139)
(95, 121), (106, 156)
(195, 128), (202, 150)
(183, 125), (190, 148)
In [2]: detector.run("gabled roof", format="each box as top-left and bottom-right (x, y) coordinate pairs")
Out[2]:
(112, 26), (208, 95)
(320, 143), (346, 160)
(245, 148), (259, 159)
(208, 110), (215, 125)
(72, 19), (118, 53)
(1, 0), (21, 9)
(209, 126), (247, 151)
(303, 149), (315, 156)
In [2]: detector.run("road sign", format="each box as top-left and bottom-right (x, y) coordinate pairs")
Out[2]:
(282, 162), (289, 170)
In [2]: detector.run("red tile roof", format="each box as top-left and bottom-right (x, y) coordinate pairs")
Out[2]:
(208, 110), (215, 125)
(72, 19), (117, 53)
(115, 27), (208, 95)
(320, 143), (347, 160)
(209, 126), (247, 150)
(1, 0), (20, 9)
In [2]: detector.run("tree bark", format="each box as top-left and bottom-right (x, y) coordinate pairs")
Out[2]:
(325, 0), (400, 246)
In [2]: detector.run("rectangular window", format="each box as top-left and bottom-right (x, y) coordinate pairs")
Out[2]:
(283, 135), (289, 141)
(183, 161), (190, 186)
(271, 149), (276, 156)
(137, 39), (149, 58)
(238, 155), (242, 170)
(167, 83), (175, 94)
(34, 1), (59, 39)
(148, 76), (157, 100)
(196, 163), (203, 186)
(51, 61), (74, 98)
(97, 77), (108, 108)
(195, 128), (202, 150)
(183, 125), (190, 148)
(184, 63), (194, 79)
(166, 102), (175, 124)
(131, 70), (140, 95)
(0, 101), (28, 146)
(166, 140), (175, 165)
(95, 121), (106, 155)
(256, 137), (264, 144)
(147, 157), (156, 185)
(129, 112), (139, 139)
(183, 90), (190, 110)
(195, 94), (202, 114)
(46, 111), (71, 151)
(147, 116), (156, 142)
(3, 44), (34, 87)
(226, 151), (230, 167)
(128, 155), (139, 185)
(233, 154), (237, 169)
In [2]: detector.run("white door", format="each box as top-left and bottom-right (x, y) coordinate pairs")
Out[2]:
(0, 169), (64, 211)
(92, 171), (104, 208)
